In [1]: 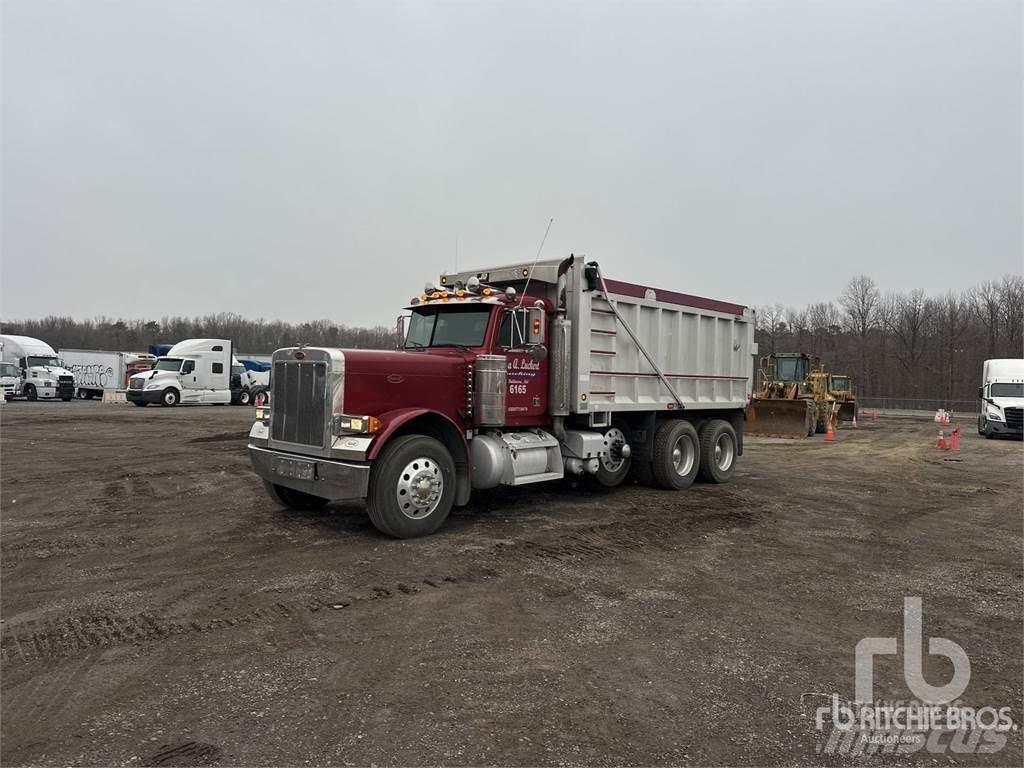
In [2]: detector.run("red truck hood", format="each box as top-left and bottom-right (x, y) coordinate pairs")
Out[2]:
(341, 349), (470, 419)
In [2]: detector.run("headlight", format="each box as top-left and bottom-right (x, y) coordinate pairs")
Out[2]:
(43, 380), (54, 387)
(332, 414), (381, 435)
(254, 405), (271, 421)
(986, 405), (1004, 421)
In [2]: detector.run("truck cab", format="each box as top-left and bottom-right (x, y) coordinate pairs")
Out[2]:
(0, 362), (19, 401)
(0, 335), (75, 401)
(126, 339), (233, 407)
(978, 358), (1024, 438)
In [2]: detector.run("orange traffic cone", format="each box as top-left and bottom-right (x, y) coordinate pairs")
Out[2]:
(937, 429), (948, 450)
(825, 420), (836, 442)
(871, 408), (877, 421)
(950, 424), (961, 451)
(852, 413), (858, 429)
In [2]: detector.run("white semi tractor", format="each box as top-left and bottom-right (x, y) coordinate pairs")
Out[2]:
(978, 358), (1024, 438)
(0, 335), (76, 401)
(127, 339), (235, 407)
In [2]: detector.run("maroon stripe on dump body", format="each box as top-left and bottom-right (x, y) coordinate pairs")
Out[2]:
(602, 278), (747, 316)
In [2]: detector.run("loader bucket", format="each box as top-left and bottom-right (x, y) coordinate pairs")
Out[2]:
(836, 400), (857, 422)
(746, 398), (817, 438)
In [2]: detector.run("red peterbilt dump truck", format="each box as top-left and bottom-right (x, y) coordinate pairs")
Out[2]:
(248, 256), (757, 538)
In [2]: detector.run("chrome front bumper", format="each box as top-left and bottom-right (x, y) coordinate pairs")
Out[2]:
(249, 445), (370, 500)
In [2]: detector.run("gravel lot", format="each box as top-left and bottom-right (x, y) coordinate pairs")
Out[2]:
(1, 402), (1021, 766)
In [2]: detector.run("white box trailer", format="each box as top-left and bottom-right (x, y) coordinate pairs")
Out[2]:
(248, 255), (756, 539)
(59, 349), (157, 399)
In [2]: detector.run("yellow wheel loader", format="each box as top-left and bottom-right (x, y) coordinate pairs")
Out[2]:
(746, 353), (838, 438)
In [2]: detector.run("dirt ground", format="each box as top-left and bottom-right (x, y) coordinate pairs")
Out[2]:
(1, 402), (1021, 767)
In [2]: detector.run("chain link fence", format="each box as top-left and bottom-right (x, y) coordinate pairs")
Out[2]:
(856, 397), (978, 415)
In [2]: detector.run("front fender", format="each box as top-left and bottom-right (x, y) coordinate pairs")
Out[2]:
(368, 407), (467, 460)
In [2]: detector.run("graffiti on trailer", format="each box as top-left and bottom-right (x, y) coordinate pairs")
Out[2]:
(68, 363), (115, 389)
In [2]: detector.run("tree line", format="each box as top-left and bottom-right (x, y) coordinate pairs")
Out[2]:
(754, 274), (1023, 408)
(3, 273), (1021, 407)
(0, 314), (395, 357)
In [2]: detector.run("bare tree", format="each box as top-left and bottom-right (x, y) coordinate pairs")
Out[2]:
(839, 275), (881, 387)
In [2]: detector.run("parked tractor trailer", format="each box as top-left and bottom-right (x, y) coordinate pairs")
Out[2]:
(0, 335), (76, 401)
(249, 256), (756, 538)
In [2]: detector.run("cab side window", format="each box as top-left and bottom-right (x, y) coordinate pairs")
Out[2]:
(182, 360), (195, 374)
(497, 310), (528, 349)
(212, 362), (223, 374)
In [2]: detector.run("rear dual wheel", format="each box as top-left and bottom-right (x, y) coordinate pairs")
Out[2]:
(651, 418), (737, 489)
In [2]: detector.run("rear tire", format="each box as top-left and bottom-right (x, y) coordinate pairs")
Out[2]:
(698, 419), (737, 484)
(367, 435), (455, 538)
(77, 389), (89, 400)
(651, 419), (700, 490)
(238, 389), (251, 406)
(160, 388), (179, 407)
(595, 422), (632, 487)
(264, 481), (329, 510)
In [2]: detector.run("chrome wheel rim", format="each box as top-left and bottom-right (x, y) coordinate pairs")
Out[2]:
(601, 427), (628, 473)
(714, 433), (734, 470)
(671, 435), (695, 477)
(396, 457), (443, 519)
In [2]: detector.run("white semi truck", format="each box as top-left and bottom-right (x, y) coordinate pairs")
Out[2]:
(978, 358), (1024, 438)
(0, 335), (76, 401)
(126, 339), (234, 407)
(60, 349), (157, 399)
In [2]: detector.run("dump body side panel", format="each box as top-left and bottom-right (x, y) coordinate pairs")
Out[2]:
(565, 267), (755, 414)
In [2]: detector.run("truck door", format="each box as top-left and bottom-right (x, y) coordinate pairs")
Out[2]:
(179, 359), (203, 402)
(495, 308), (548, 424)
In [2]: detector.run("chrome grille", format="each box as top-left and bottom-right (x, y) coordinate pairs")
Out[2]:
(59, 375), (73, 383)
(271, 361), (328, 448)
(1005, 407), (1023, 431)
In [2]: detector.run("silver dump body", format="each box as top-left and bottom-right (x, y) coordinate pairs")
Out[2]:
(439, 257), (756, 416)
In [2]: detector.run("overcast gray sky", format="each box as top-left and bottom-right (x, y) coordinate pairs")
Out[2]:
(2, 0), (1021, 327)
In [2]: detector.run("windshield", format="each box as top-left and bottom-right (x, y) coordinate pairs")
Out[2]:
(406, 305), (492, 348)
(0, 363), (18, 377)
(990, 383), (1024, 398)
(832, 377), (850, 390)
(154, 358), (184, 372)
(26, 356), (60, 368)
(775, 357), (808, 381)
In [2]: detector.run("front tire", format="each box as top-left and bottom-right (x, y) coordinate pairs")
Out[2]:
(160, 388), (179, 407)
(596, 422), (632, 487)
(264, 482), (329, 510)
(367, 435), (455, 538)
(25, 385), (37, 401)
(237, 389), (251, 406)
(651, 419), (700, 490)
(698, 419), (737, 483)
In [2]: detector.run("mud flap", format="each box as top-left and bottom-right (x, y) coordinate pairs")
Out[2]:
(746, 399), (816, 438)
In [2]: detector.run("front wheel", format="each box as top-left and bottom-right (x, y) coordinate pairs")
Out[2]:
(698, 419), (737, 483)
(237, 389), (251, 406)
(367, 435), (455, 538)
(264, 482), (329, 510)
(160, 388), (179, 407)
(651, 419), (700, 490)
(25, 385), (37, 401)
